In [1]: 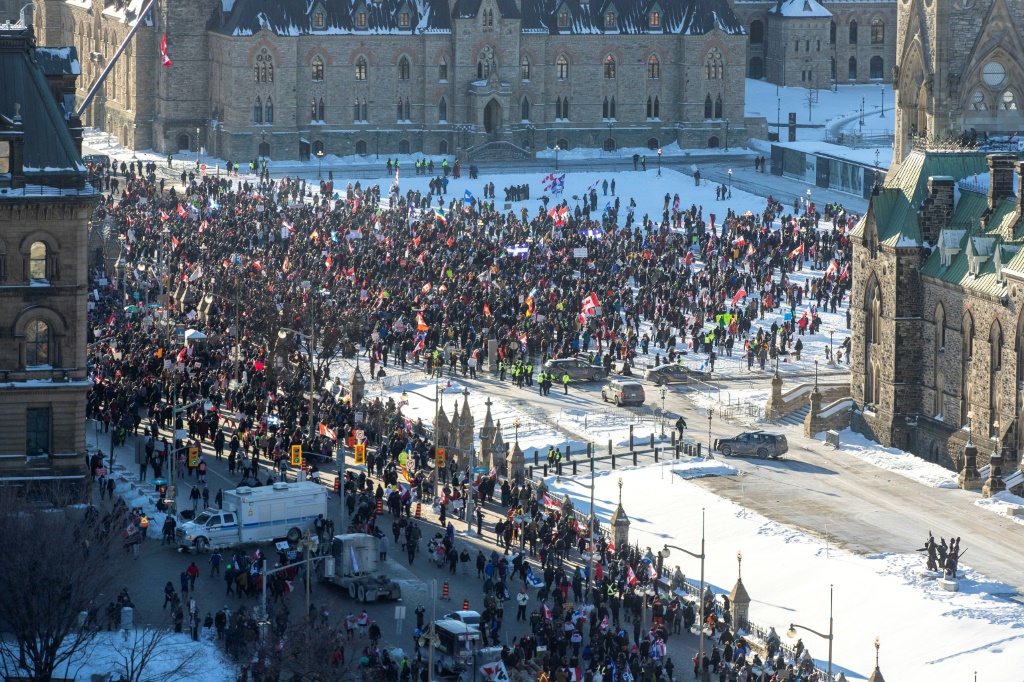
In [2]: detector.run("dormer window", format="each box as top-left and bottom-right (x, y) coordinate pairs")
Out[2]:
(649, 11), (660, 27)
(356, 11), (367, 27)
(558, 11), (569, 27)
(399, 11), (410, 27)
(313, 11), (325, 29)
(0, 140), (9, 174)
(605, 11), (616, 27)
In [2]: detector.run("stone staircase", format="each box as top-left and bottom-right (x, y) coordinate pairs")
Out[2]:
(776, 404), (810, 427)
(466, 141), (531, 162)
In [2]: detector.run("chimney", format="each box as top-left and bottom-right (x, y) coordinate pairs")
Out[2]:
(1016, 160), (1024, 219)
(987, 153), (1016, 211)
(919, 176), (954, 246)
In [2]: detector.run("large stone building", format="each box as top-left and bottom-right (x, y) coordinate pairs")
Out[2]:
(31, 0), (762, 161)
(734, 0), (896, 87)
(0, 15), (98, 492)
(891, 0), (1024, 166)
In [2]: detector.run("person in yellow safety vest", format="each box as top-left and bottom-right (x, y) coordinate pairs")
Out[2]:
(140, 514), (149, 540)
(562, 373), (570, 394)
(554, 448), (562, 463)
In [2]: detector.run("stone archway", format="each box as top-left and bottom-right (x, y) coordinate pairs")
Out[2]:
(484, 99), (502, 134)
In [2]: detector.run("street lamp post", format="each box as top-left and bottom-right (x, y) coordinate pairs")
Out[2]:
(554, 144), (560, 171)
(807, 188), (812, 213)
(657, 148), (662, 177)
(728, 169), (732, 199)
(706, 408), (713, 456)
(316, 149), (325, 178)
(659, 508), (707, 666)
(196, 127), (201, 165)
(724, 119), (730, 151)
(879, 85), (885, 118)
(787, 584), (834, 681)
(660, 386), (667, 436)
(418, 622), (440, 682)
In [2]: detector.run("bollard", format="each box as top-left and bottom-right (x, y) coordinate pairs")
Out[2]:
(629, 426), (634, 450)
(697, 443), (702, 458)
(376, 499), (383, 514)
(572, 461), (578, 475)
(543, 464), (548, 477)
(611, 453), (616, 469)
(633, 451), (638, 466)
(528, 465), (533, 479)
(650, 434), (655, 448)
(676, 443), (681, 458)
(534, 451), (539, 466)
(672, 432), (677, 446)
(587, 442), (592, 458)
(655, 448), (659, 463)
(463, 599), (469, 610)
(442, 581), (450, 600)
(556, 462), (562, 476)
(415, 503), (422, 518)
(608, 439), (613, 456)
(333, 478), (341, 493)
(566, 445), (571, 461)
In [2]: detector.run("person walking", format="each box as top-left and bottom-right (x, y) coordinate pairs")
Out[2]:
(562, 373), (570, 395)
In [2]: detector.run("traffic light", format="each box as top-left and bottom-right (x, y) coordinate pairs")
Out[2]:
(436, 447), (446, 468)
(291, 444), (303, 467)
(187, 447), (199, 468)
(353, 442), (366, 465)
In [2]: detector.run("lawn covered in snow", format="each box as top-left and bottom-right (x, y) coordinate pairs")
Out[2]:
(545, 465), (1024, 681)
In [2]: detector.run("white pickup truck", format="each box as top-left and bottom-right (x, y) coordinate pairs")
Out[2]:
(176, 481), (327, 552)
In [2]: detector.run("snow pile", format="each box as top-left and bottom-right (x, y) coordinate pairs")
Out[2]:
(975, 490), (1024, 526)
(544, 464), (1024, 680)
(74, 630), (234, 682)
(833, 429), (959, 489)
(555, 407), (668, 448)
(672, 458), (738, 478)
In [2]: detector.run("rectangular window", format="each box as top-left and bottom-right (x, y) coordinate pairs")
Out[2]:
(558, 11), (569, 27)
(26, 407), (50, 456)
(871, 23), (884, 43)
(605, 12), (615, 27)
(649, 12), (659, 27)
(356, 12), (367, 27)
(399, 12), (410, 27)
(313, 12), (324, 29)
(0, 140), (8, 173)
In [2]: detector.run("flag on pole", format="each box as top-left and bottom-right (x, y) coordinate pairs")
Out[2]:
(541, 602), (552, 620)
(519, 333), (528, 351)
(731, 288), (747, 306)
(188, 265), (203, 282)
(788, 243), (804, 259)
(171, 236), (180, 249)
(825, 260), (839, 276)
(626, 565), (638, 586)
(318, 423), (337, 440)
(483, 303), (491, 317)
(435, 209), (447, 225)
(525, 567), (544, 588)
(160, 34), (172, 68)
(177, 203), (188, 219)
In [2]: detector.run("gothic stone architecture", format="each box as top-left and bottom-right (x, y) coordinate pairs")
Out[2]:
(33, 0), (758, 161)
(849, 151), (1024, 473)
(891, 0), (1024, 167)
(0, 19), (99, 491)
(734, 0), (896, 87)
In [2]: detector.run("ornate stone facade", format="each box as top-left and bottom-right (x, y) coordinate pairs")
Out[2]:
(891, 0), (1024, 166)
(34, 0), (760, 160)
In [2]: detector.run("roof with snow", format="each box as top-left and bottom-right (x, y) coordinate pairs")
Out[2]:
(215, 0), (744, 36)
(34, 46), (80, 76)
(768, 0), (831, 17)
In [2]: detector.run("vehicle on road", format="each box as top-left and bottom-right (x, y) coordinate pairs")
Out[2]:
(175, 481), (327, 552)
(431, 618), (482, 674)
(323, 533), (402, 602)
(441, 610), (481, 626)
(543, 358), (605, 382)
(714, 431), (789, 459)
(644, 363), (692, 385)
(601, 380), (646, 406)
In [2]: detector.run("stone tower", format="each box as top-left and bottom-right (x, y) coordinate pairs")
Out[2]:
(479, 398), (496, 470)
(609, 478), (631, 550)
(349, 360), (365, 406)
(892, 0), (1024, 167)
(459, 389), (475, 454)
(434, 394), (450, 449)
(728, 552), (752, 631)
(491, 421), (506, 477)
(765, 0), (833, 89)
(507, 441), (525, 485)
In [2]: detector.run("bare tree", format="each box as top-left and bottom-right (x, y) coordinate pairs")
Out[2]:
(105, 622), (205, 682)
(0, 486), (128, 682)
(255, 616), (370, 682)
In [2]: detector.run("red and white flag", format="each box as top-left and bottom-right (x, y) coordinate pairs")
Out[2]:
(626, 565), (638, 586)
(252, 260), (263, 272)
(160, 34), (172, 68)
(581, 292), (599, 317)
(788, 244), (804, 259)
(318, 423), (337, 440)
(177, 203), (188, 219)
(825, 260), (839, 276)
(541, 602), (552, 621)
(325, 253), (333, 271)
(731, 288), (747, 306)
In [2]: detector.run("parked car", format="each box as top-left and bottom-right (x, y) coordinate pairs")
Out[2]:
(714, 431), (789, 459)
(644, 363), (692, 385)
(601, 380), (646, 406)
(442, 610), (482, 627)
(82, 154), (110, 167)
(543, 358), (605, 382)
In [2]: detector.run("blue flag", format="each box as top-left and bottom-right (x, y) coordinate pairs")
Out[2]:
(526, 567), (544, 588)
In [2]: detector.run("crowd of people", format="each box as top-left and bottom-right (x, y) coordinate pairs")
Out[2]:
(80, 154), (853, 681)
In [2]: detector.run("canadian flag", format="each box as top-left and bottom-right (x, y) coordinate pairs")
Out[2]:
(825, 260), (839, 277)
(541, 602), (552, 621)
(788, 243), (804, 259)
(731, 288), (747, 306)
(599, 615), (610, 630)
(483, 303), (491, 317)
(160, 209), (169, 221)
(318, 423), (337, 440)
(325, 253), (333, 271)
(252, 260), (263, 272)
(177, 203), (188, 218)
(422, 283), (432, 294)
(626, 565), (638, 586)
(171, 236), (180, 249)
(581, 292), (599, 317)
(160, 34), (172, 68)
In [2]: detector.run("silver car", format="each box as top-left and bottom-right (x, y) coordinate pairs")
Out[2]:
(602, 380), (646, 406)
(644, 363), (691, 385)
(543, 358), (605, 382)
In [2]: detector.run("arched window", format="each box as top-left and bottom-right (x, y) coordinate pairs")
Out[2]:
(647, 97), (653, 119)
(356, 139), (368, 155)
(864, 279), (882, 345)
(609, 96), (616, 118)
(555, 97), (562, 119)
(439, 57), (449, 81)
(25, 319), (49, 366)
(749, 57), (763, 80)
(396, 99), (403, 121)
(829, 20), (836, 44)
(849, 20), (858, 44)
(311, 140), (325, 156)
(871, 19), (884, 43)
(1002, 90), (1017, 110)
(439, 140), (449, 155)
(521, 56), (531, 81)
(992, 320), (1003, 372)
(268, 63), (274, 82)
(654, 96), (660, 118)
(361, 99), (368, 121)
(521, 97), (530, 121)
(603, 96), (609, 119)
(354, 99), (361, 122)
(750, 20), (764, 45)
(971, 91), (987, 110)
(935, 304), (946, 417)
(848, 57), (857, 80)
(603, 137), (616, 151)
(312, 55), (324, 81)
(253, 97), (262, 123)
(556, 54), (569, 79)
(438, 97), (447, 122)
(563, 98), (569, 120)
(398, 56), (410, 80)
(318, 98), (325, 122)
(399, 139), (411, 154)
(935, 304), (946, 352)
(870, 56), (884, 79)
(404, 99), (410, 121)
(477, 57), (489, 79)
(29, 241), (47, 280)
(714, 94), (723, 119)
(704, 94), (713, 119)
(962, 312), (974, 425)
(355, 56), (367, 81)
(991, 320), (1004, 435)
(604, 55), (616, 79)
(264, 98), (273, 123)
(704, 48), (723, 80)
(311, 98), (318, 122)
(647, 55), (660, 79)
(649, 11), (659, 27)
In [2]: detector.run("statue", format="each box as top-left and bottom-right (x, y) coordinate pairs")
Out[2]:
(945, 537), (966, 579)
(937, 537), (948, 566)
(918, 531), (939, 572)
(948, 73), (961, 100)
(891, 65), (900, 89)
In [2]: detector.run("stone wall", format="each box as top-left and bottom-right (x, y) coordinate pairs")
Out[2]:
(804, 397), (853, 437)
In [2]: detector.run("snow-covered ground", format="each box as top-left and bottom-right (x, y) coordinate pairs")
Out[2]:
(830, 429), (959, 489)
(975, 490), (1024, 526)
(745, 80), (894, 140)
(545, 464), (1024, 681)
(73, 629), (234, 682)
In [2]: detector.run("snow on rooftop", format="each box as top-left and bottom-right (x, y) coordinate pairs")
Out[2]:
(769, 0), (832, 16)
